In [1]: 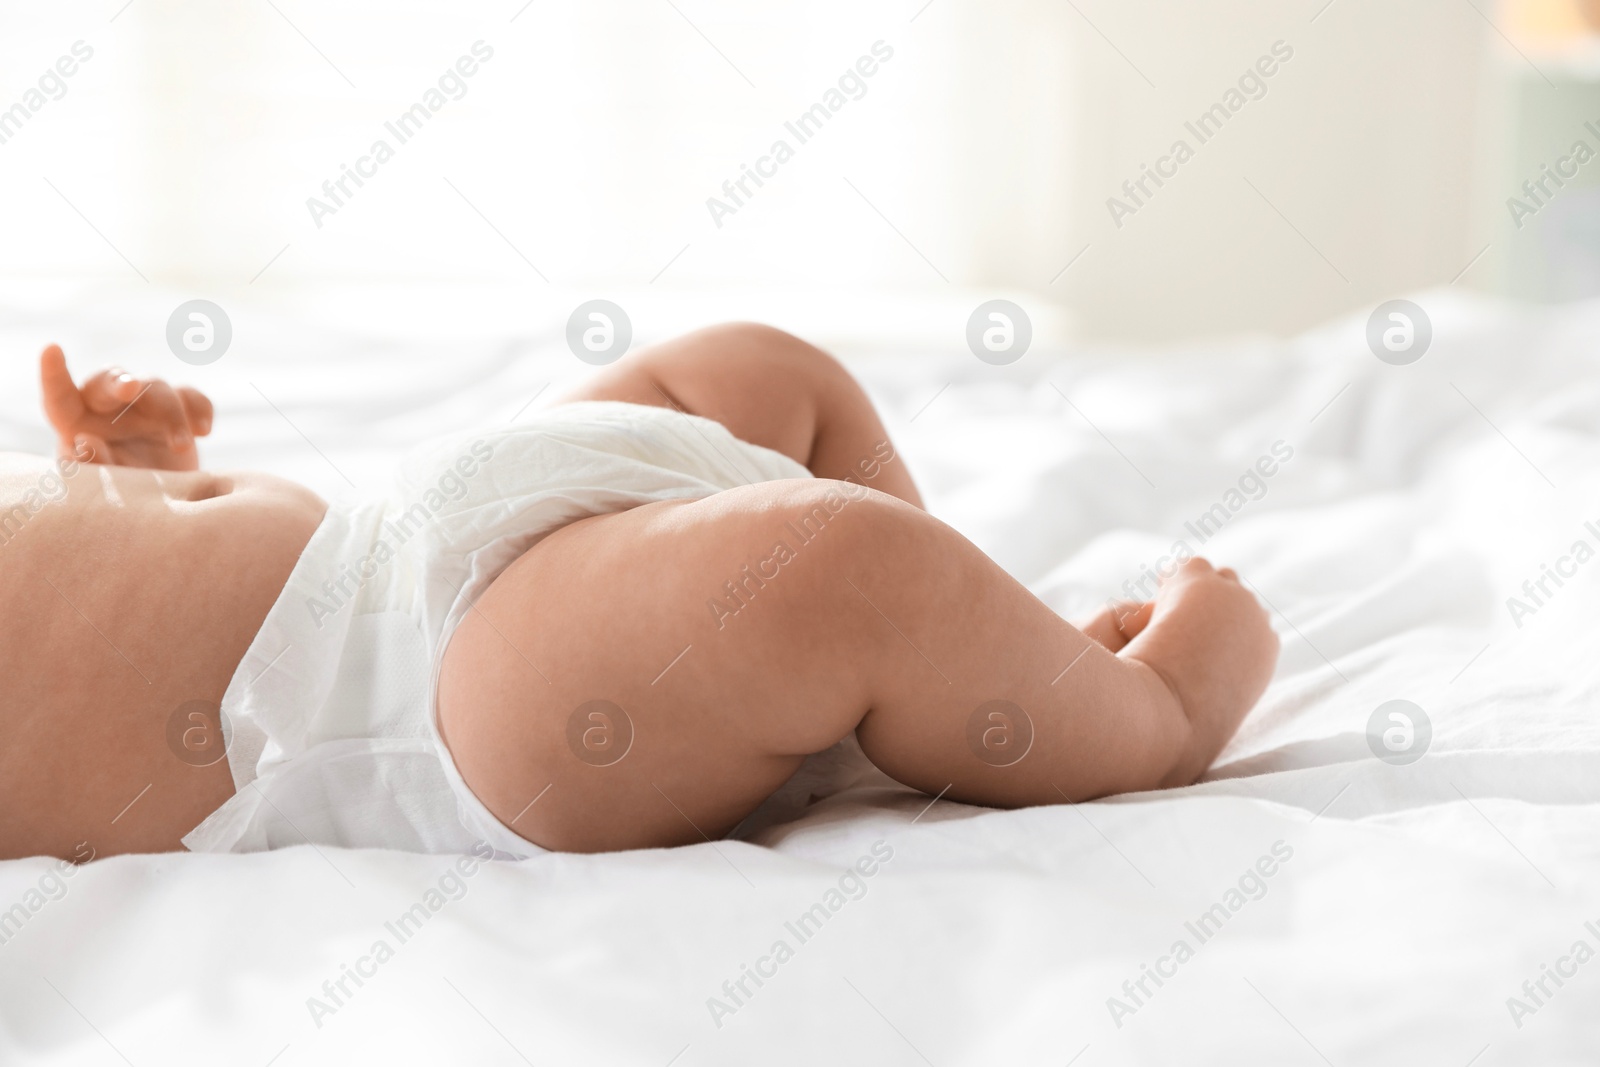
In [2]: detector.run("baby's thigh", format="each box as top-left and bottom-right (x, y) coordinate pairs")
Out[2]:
(435, 483), (871, 853)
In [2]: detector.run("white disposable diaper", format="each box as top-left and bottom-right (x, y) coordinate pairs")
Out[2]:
(181, 401), (810, 857)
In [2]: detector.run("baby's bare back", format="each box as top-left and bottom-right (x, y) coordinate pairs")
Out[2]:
(0, 454), (324, 860)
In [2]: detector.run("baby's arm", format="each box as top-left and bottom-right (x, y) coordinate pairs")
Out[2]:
(39, 345), (213, 470)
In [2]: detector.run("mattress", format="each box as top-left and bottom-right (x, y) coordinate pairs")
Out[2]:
(1, 283), (1597, 1065)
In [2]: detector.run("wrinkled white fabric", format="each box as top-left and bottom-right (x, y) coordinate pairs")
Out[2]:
(7, 289), (1600, 1064)
(182, 401), (810, 856)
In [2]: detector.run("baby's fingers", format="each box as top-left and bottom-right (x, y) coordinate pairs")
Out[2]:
(39, 345), (88, 433)
(177, 386), (214, 437)
(64, 431), (111, 465)
(121, 379), (195, 448)
(1117, 600), (1156, 639)
(79, 367), (144, 415)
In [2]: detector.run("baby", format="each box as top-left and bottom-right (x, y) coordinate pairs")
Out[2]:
(0, 323), (1278, 861)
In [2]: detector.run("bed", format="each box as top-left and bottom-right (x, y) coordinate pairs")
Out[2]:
(1, 284), (1596, 1065)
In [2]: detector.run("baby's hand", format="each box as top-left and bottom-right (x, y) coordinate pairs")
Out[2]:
(1123, 557), (1279, 783)
(39, 345), (213, 471)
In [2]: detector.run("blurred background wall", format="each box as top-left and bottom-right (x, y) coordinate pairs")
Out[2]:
(0, 0), (1595, 342)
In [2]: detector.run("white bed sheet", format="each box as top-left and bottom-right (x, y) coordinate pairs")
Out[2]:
(1, 284), (1598, 1065)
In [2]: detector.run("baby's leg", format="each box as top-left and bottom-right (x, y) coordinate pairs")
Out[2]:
(436, 482), (1276, 852)
(551, 322), (925, 508)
